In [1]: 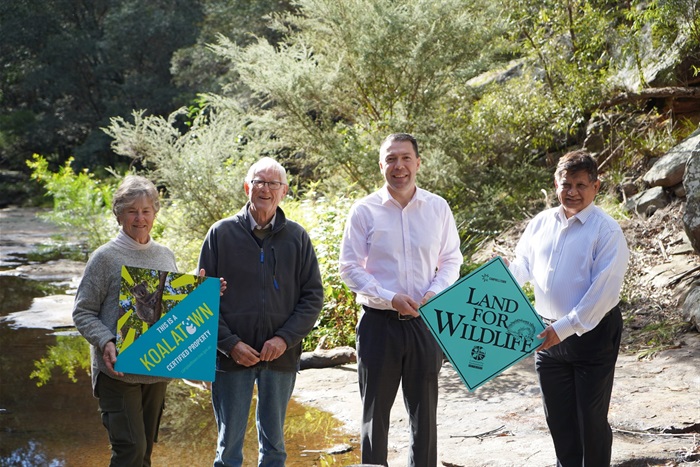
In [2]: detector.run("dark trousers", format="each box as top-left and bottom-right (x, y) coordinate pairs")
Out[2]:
(536, 306), (622, 467)
(356, 307), (443, 467)
(96, 373), (168, 467)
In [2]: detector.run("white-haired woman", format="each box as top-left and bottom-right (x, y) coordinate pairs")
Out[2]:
(73, 175), (176, 466)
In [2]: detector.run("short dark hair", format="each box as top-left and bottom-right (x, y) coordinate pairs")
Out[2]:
(555, 149), (598, 182)
(380, 133), (419, 159)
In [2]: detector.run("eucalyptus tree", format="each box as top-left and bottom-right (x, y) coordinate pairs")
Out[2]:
(207, 0), (509, 199)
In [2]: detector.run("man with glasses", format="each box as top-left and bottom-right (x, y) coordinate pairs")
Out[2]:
(340, 133), (462, 467)
(198, 157), (323, 467)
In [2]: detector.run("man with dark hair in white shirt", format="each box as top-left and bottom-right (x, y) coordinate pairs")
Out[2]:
(339, 133), (462, 467)
(507, 149), (629, 467)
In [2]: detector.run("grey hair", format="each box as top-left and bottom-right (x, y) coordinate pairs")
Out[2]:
(245, 157), (288, 184)
(112, 175), (161, 220)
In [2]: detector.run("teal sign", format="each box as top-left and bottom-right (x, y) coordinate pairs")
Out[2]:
(419, 257), (544, 391)
(115, 267), (220, 382)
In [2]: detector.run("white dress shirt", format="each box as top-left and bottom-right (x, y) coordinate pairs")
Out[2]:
(509, 203), (629, 341)
(339, 185), (462, 310)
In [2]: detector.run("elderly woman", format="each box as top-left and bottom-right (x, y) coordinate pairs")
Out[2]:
(73, 175), (177, 466)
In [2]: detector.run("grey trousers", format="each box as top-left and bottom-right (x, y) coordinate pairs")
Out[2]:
(357, 307), (443, 467)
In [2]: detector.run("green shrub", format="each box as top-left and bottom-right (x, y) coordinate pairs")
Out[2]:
(285, 193), (358, 350)
(27, 155), (119, 252)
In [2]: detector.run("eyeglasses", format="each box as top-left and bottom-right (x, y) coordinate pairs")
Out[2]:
(250, 179), (286, 190)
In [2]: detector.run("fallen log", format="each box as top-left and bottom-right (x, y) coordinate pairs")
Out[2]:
(300, 346), (356, 370)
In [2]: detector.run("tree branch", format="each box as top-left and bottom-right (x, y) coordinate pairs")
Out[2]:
(600, 86), (700, 109)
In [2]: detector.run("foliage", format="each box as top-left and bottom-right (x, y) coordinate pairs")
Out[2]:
(630, 320), (693, 360)
(26, 154), (119, 252)
(209, 0), (509, 194)
(104, 107), (262, 271)
(30, 336), (90, 387)
(29, 128), (360, 349)
(171, 0), (297, 96)
(11, 0), (700, 356)
(284, 193), (358, 350)
(0, 0), (204, 174)
(631, 0), (700, 51)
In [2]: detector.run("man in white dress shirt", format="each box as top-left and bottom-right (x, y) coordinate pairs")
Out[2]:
(508, 149), (629, 467)
(339, 133), (462, 467)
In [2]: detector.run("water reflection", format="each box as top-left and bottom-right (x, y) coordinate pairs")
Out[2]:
(0, 274), (360, 466)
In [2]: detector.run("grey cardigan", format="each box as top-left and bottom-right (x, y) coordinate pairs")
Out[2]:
(72, 239), (177, 395)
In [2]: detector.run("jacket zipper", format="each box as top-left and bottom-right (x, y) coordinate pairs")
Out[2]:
(271, 246), (279, 290)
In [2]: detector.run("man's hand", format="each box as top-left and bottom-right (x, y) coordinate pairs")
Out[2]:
(102, 341), (124, 377)
(536, 326), (561, 351)
(421, 291), (436, 305)
(231, 341), (261, 367)
(260, 336), (288, 362)
(392, 293), (420, 319)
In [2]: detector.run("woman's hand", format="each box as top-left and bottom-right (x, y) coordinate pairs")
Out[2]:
(102, 341), (124, 377)
(199, 268), (227, 296)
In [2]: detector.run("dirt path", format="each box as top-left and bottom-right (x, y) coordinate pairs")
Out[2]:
(294, 332), (700, 467)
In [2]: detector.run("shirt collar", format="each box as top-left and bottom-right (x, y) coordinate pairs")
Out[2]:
(248, 207), (276, 231)
(379, 184), (426, 206)
(556, 202), (596, 224)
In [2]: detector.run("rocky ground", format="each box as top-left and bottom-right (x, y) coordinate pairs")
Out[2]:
(2, 204), (699, 466)
(295, 334), (699, 467)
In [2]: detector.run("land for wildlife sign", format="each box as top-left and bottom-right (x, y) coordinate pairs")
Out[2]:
(115, 266), (219, 381)
(419, 257), (545, 391)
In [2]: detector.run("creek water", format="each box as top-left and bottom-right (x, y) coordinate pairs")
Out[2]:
(0, 208), (360, 466)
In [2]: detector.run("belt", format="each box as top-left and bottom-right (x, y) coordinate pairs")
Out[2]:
(540, 305), (618, 327)
(363, 305), (418, 321)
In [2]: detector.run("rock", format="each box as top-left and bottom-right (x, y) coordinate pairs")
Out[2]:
(672, 182), (687, 198)
(610, 24), (687, 91)
(683, 151), (700, 253)
(294, 333), (700, 467)
(681, 286), (700, 332)
(582, 115), (610, 156)
(625, 186), (670, 216)
(3, 294), (75, 330)
(0, 259), (85, 285)
(644, 255), (700, 289)
(466, 59), (524, 89)
(643, 128), (700, 187)
(619, 179), (638, 200)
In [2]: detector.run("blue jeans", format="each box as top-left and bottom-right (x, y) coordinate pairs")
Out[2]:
(211, 367), (296, 467)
